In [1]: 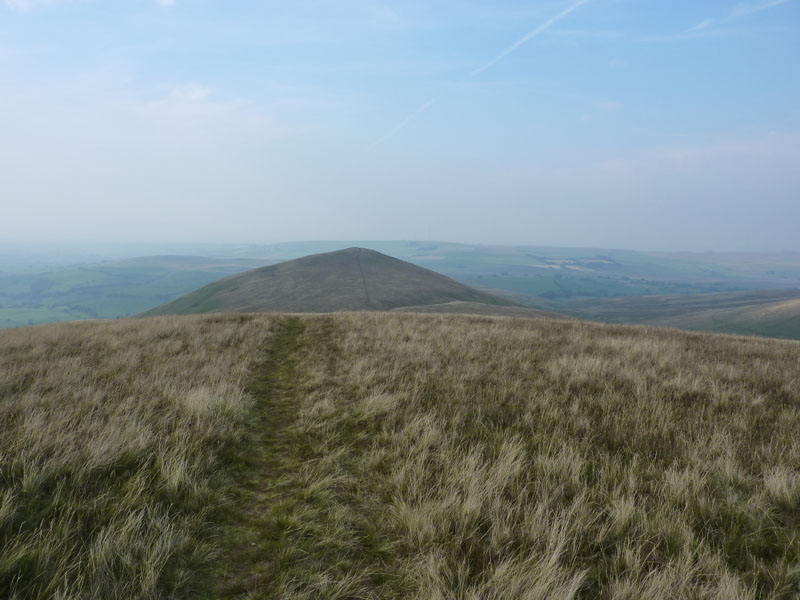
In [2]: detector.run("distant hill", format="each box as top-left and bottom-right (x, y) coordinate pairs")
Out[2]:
(649, 296), (800, 340)
(142, 248), (520, 316)
(0, 255), (274, 328)
(563, 289), (800, 340)
(6, 241), (800, 329)
(184, 241), (800, 299)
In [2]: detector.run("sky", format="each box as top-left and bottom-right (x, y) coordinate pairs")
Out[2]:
(1, 0), (799, 252)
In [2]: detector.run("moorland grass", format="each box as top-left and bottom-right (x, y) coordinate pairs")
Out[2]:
(257, 313), (800, 599)
(2, 312), (800, 599)
(0, 314), (276, 598)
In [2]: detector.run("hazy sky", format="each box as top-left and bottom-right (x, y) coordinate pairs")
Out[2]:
(1, 0), (799, 251)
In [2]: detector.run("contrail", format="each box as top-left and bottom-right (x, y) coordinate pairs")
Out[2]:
(369, 0), (591, 149)
(471, 0), (592, 77)
(368, 97), (437, 149)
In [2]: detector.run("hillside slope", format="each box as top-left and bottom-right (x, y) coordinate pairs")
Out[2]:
(391, 300), (568, 320)
(2, 313), (799, 598)
(142, 247), (517, 316)
(563, 289), (800, 340)
(650, 296), (800, 339)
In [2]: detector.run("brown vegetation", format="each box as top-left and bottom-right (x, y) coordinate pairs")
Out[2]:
(0, 314), (276, 598)
(2, 312), (799, 598)
(390, 300), (567, 319)
(256, 314), (800, 599)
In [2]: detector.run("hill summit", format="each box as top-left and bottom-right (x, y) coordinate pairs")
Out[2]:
(142, 247), (520, 316)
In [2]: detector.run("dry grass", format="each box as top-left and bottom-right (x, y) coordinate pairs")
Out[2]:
(0, 314), (275, 599)
(266, 314), (800, 599)
(2, 312), (800, 598)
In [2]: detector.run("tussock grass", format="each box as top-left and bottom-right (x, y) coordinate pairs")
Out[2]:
(0, 314), (275, 598)
(2, 312), (800, 598)
(265, 314), (800, 599)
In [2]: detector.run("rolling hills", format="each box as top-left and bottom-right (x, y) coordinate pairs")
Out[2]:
(183, 241), (800, 299)
(2, 313), (799, 598)
(4, 242), (800, 336)
(0, 255), (273, 328)
(563, 289), (800, 340)
(650, 296), (800, 339)
(142, 247), (519, 316)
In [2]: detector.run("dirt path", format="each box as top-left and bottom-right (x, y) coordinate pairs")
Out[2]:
(206, 316), (308, 599)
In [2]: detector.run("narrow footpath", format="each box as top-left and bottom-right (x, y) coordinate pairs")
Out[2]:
(207, 316), (307, 599)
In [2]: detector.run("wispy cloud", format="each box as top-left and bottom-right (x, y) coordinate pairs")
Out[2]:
(4, 0), (173, 8)
(471, 0), (592, 77)
(686, 19), (716, 33)
(139, 85), (248, 120)
(731, 0), (792, 18)
(684, 0), (792, 35)
(2, 0), (46, 8)
(367, 97), (437, 149)
(367, 3), (404, 28)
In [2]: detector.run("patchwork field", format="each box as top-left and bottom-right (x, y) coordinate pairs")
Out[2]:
(2, 313), (799, 598)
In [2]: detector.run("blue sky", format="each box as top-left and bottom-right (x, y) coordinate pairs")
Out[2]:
(1, 0), (799, 251)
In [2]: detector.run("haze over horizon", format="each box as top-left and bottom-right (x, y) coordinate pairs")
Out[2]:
(2, 0), (799, 252)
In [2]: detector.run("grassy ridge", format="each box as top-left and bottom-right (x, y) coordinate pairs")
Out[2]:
(2, 313), (800, 598)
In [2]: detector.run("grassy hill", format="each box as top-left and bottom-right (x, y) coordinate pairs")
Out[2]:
(650, 297), (800, 340)
(2, 313), (799, 598)
(142, 248), (517, 316)
(563, 289), (800, 340)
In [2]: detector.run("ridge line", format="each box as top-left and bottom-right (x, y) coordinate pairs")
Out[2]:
(354, 249), (373, 308)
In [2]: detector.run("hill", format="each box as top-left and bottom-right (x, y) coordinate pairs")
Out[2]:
(142, 247), (518, 316)
(563, 289), (800, 340)
(650, 296), (800, 340)
(183, 241), (800, 299)
(2, 313), (799, 598)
